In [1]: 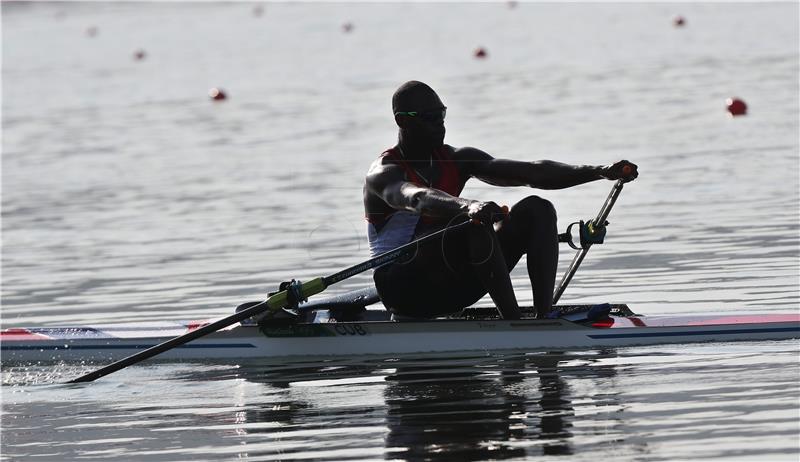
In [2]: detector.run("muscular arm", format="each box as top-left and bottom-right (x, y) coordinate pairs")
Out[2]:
(456, 147), (636, 190)
(365, 158), (473, 219)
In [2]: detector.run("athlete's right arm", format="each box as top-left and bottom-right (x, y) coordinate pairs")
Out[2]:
(366, 159), (468, 218)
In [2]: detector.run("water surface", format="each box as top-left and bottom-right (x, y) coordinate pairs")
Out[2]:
(2, 2), (798, 460)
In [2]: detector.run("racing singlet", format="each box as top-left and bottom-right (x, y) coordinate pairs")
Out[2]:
(366, 147), (464, 257)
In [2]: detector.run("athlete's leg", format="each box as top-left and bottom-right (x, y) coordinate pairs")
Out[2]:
(495, 196), (559, 317)
(464, 221), (521, 319)
(374, 200), (557, 321)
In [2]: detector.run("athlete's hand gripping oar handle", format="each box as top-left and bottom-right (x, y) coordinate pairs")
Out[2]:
(67, 219), (473, 383)
(552, 178), (626, 305)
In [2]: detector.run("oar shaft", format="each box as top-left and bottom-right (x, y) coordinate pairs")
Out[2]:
(68, 219), (472, 383)
(553, 250), (586, 305)
(553, 180), (625, 305)
(68, 300), (266, 383)
(323, 220), (471, 286)
(68, 278), (326, 383)
(593, 180), (624, 229)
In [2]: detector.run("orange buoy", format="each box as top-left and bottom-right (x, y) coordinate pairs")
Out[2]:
(342, 22), (354, 33)
(726, 98), (747, 116)
(673, 15), (686, 27)
(133, 49), (146, 61)
(474, 47), (488, 59)
(209, 88), (227, 101)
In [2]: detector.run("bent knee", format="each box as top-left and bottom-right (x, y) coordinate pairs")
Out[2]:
(510, 195), (557, 221)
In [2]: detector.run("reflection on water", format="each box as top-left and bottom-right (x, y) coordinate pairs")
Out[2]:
(186, 351), (622, 460)
(382, 354), (575, 459)
(3, 344), (799, 460)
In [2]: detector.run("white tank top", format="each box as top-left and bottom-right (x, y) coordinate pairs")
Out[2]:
(367, 211), (420, 257)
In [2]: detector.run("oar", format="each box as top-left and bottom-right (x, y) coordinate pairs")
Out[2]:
(68, 219), (473, 383)
(552, 178), (627, 304)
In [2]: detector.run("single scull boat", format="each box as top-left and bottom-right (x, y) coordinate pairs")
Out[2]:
(2, 301), (798, 363)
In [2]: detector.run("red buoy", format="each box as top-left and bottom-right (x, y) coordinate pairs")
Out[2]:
(133, 49), (146, 61)
(474, 47), (488, 59)
(86, 26), (98, 37)
(673, 15), (686, 27)
(726, 98), (747, 116)
(209, 88), (227, 101)
(342, 22), (354, 33)
(252, 5), (264, 17)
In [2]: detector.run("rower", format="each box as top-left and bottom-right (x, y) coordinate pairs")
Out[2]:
(363, 81), (638, 320)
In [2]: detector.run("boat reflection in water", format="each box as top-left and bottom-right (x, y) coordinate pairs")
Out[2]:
(206, 350), (624, 460)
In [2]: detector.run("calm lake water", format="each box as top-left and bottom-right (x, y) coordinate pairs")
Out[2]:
(2, 2), (799, 461)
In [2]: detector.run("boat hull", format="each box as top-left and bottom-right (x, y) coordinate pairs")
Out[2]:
(2, 313), (798, 363)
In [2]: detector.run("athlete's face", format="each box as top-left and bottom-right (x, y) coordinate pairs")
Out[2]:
(395, 91), (446, 148)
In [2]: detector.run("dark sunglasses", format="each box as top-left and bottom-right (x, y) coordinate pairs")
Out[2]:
(395, 107), (447, 122)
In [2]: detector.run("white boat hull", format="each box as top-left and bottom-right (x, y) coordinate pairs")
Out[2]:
(2, 312), (798, 363)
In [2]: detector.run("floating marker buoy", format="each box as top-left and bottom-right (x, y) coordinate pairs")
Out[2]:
(209, 88), (227, 101)
(133, 49), (146, 61)
(253, 5), (264, 17)
(474, 47), (488, 59)
(342, 22), (354, 33)
(86, 26), (98, 37)
(726, 98), (747, 116)
(507, 0), (518, 8)
(673, 16), (686, 27)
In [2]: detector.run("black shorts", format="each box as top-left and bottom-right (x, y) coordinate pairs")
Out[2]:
(373, 223), (517, 318)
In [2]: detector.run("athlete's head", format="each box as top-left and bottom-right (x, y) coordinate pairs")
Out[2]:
(392, 81), (446, 148)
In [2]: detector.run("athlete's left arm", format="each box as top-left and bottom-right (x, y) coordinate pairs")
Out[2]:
(454, 147), (638, 189)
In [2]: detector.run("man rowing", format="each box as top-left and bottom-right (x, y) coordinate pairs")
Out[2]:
(364, 81), (638, 320)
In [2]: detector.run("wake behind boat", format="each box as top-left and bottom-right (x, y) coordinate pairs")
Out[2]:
(2, 301), (798, 364)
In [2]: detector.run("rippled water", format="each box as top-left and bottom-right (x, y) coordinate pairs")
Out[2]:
(4, 344), (799, 461)
(2, 2), (799, 460)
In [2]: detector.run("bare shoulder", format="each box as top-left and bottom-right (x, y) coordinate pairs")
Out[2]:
(450, 146), (493, 176)
(451, 146), (493, 161)
(366, 152), (402, 177)
(365, 153), (405, 194)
